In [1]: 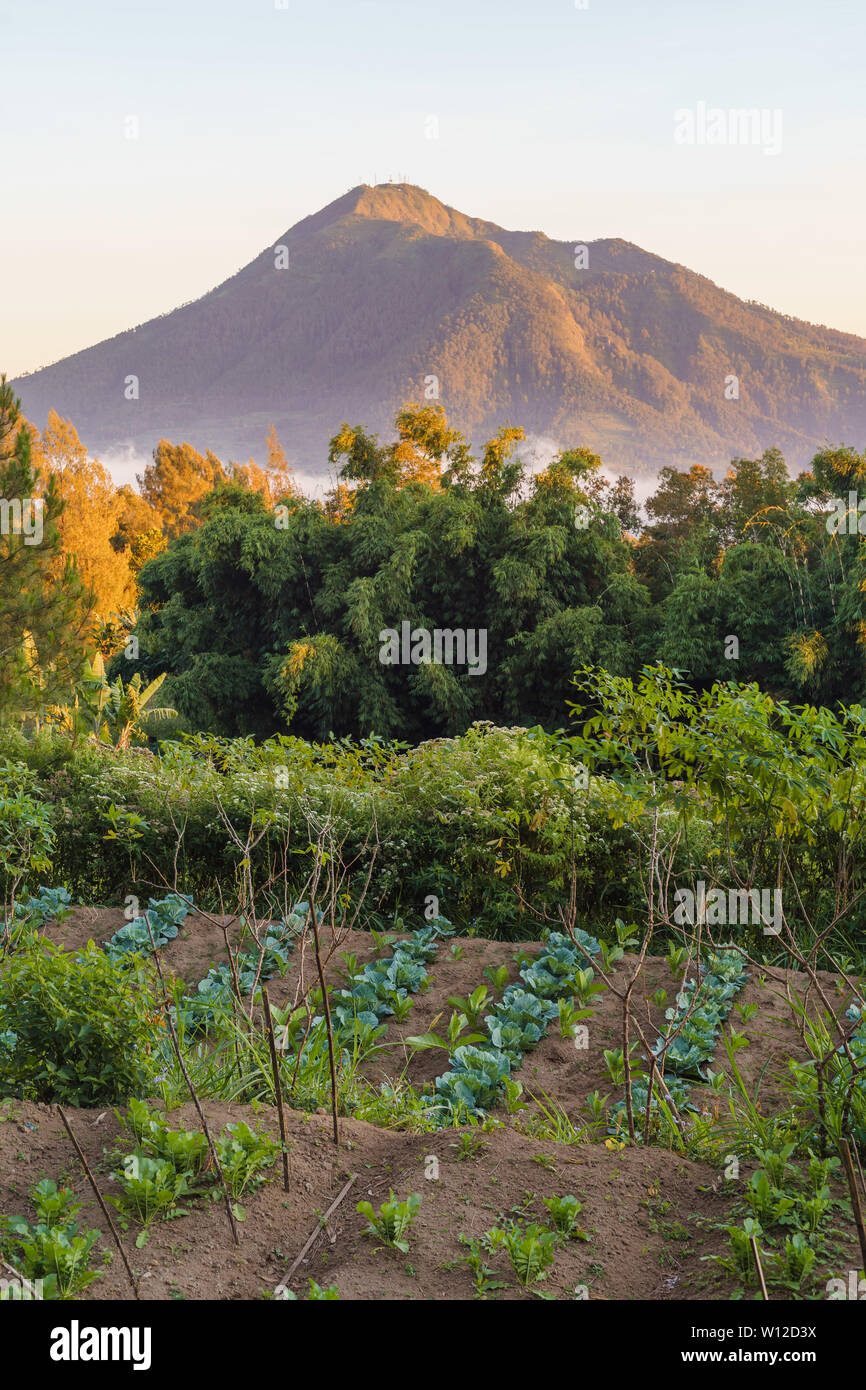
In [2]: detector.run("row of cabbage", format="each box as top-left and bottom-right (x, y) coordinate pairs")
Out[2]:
(177, 910), (450, 1039)
(6, 884), (193, 965)
(6, 886), (73, 946)
(609, 944), (749, 1132)
(175, 901), (312, 1032)
(103, 893), (194, 964)
(433, 929), (601, 1121)
(278, 919), (450, 1059)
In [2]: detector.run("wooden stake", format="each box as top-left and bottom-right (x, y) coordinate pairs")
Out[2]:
(57, 1105), (140, 1300)
(275, 1173), (357, 1296)
(751, 1235), (769, 1301)
(840, 1138), (866, 1276)
(308, 898), (339, 1146)
(263, 986), (290, 1193)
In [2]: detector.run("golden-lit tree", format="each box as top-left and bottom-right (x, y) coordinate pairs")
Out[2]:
(33, 411), (135, 621)
(0, 381), (93, 720)
(391, 402), (475, 487)
(232, 427), (299, 508)
(110, 484), (166, 574)
(137, 439), (227, 538)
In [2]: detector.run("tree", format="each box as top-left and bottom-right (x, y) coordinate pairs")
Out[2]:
(608, 476), (641, 533)
(0, 377), (92, 722)
(81, 654), (177, 748)
(33, 410), (135, 620)
(231, 425), (299, 507)
(137, 440), (227, 537)
(111, 484), (165, 574)
(645, 462), (719, 538)
(130, 405), (640, 740)
(718, 448), (793, 544)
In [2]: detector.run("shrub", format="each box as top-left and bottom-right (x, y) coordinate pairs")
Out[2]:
(0, 757), (55, 911)
(0, 724), (643, 939)
(0, 938), (164, 1104)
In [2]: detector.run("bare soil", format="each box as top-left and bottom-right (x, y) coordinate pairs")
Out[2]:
(3, 908), (860, 1301)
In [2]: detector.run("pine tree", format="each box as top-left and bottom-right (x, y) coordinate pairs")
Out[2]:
(0, 376), (92, 722)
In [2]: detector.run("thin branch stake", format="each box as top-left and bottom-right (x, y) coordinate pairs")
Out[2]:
(263, 986), (291, 1192)
(840, 1139), (866, 1276)
(143, 922), (240, 1246)
(57, 1105), (140, 1299)
(275, 1173), (357, 1295)
(309, 894), (339, 1146)
(751, 1236), (769, 1301)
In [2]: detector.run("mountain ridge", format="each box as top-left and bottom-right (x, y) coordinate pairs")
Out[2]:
(12, 183), (866, 475)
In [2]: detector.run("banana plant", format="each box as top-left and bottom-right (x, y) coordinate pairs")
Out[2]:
(94, 666), (176, 749)
(50, 653), (176, 748)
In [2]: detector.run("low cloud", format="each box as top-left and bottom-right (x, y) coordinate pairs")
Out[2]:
(98, 444), (151, 488)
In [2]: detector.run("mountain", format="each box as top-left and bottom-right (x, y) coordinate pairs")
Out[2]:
(12, 183), (866, 476)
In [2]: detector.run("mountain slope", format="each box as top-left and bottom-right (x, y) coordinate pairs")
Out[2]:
(12, 184), (866, 475)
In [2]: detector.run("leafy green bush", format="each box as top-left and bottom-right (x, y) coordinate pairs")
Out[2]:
(216, 1121), (279, 1197)
(0, 938), (164, 1104)
(111, 1154), (188, 1226)
(123, 1100), (211, 1177)
(0, 757), (55, 915)
(485, 1221), (557, 1287)
(0, 724), (643, 939)
(542, 1193), (586, 1240)
(0, 1179), (106, 1299)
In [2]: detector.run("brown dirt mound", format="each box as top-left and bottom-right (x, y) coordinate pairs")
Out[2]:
(0, 1097), (741, 1301)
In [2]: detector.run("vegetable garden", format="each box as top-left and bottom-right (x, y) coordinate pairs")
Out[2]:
(2, 674), (866, 1303)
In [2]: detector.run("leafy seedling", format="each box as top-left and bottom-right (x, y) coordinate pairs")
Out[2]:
(542, 1194), (587, 1241)
(450, 1132), (489, 1161)
(447, 987), (491, 1029)
(487, 1222), (557, 1288)
(217, 1122), (279, 1198)
(484, 964), (510, 993)
(356, 1191), (421, 1253)
(110, 1154), (188, 1227)
(458, 1235), (508, 1299)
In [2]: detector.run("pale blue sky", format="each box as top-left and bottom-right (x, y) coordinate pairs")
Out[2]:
(2, 0), (864, 376)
